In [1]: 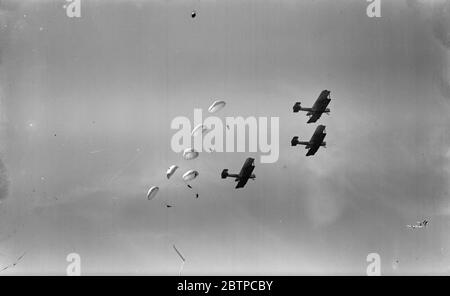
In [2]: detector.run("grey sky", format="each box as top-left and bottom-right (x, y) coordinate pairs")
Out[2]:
(0, 0), (449, 275)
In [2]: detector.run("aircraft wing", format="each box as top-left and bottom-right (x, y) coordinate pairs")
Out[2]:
(315, 97), (331, 112)
(312, 91), (331, 111)
(235, 164), (255, 189)
(306, 145), (320, 156)
(235, 178), (249, 189)
(306, 125), (326, 156)
(308, 91), (331, 123)
(311, 125), (326, 139)
(307, 112), (322, 123)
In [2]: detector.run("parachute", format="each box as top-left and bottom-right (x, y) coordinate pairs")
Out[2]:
(173, 244), (186, 275)
(208, 100), (226, 113)
(146, 186), (159, 200)
(182, 148), (199, 160)
(166, 165), (179, 179)
(182, 170), (199, 182)
(173, 244), (185, 262)
(191, 124), (208, 137)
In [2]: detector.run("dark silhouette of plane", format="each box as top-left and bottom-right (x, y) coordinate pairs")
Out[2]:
(407, 220), (429, 229)
(293, 90), (331, 123)
(291, 125), (327, 156)
(221, 158), (256, 189)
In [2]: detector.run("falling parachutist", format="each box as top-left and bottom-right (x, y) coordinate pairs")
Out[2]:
(173, 244), (185, 262)
(185, 184), (198, 199)
(173, 244), (185, 275)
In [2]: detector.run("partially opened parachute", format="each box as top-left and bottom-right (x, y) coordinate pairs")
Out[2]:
(183, 148), (199, 160)
(166, 165), (179, 179)
(208, 100), (226, 113)
(191, 124), (208, 137)
(147, 186), (159, 200)
(182, 170), (199, 182)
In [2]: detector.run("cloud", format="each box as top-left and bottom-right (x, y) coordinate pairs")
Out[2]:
(431, 1), (450, 50)
(429, 1), (450, 101)
(407, 0), (450, 101)
(0, 158), (9, 200)
(0, 3), (17, 202)
(435, 62), (450, 100)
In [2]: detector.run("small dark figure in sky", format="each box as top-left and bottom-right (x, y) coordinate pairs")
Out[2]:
(0, 252), (26, 272)
(191, 10), (196, 18)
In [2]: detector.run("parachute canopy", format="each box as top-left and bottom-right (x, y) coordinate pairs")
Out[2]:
(147, 186), (159, 200)
(182, 170), (199, 182)
(166, 165), (179, 179)
(183, 148), (199, 160)
(208, 100), (226, 113)
(191, 124), (208, 137)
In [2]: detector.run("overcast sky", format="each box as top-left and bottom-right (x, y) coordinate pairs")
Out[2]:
(0, 0), (449, 275)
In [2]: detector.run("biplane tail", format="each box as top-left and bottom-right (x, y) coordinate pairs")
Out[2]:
(221, 169), (229, 179)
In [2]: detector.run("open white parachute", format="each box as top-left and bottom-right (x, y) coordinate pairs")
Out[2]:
(166, 165), (179, 179)
(191, 124), (208, 137)
(146, 186), (159, 200)
(182, 170), (199, 182)
(208, 100), (226, 113)
(182, 148), (199, 160)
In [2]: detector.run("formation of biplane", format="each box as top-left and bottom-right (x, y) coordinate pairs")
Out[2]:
(221, 90), (332, 190)
(144, 89), (428, 269)
(291, 89), (331, 157)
